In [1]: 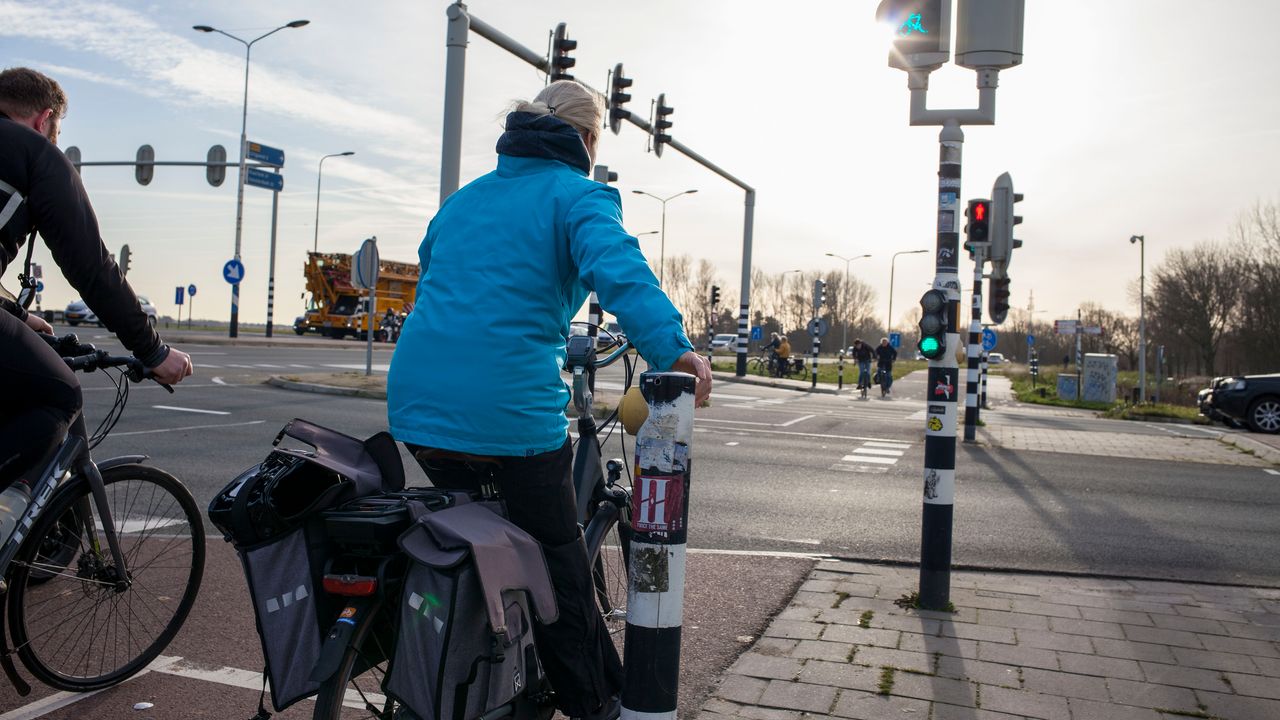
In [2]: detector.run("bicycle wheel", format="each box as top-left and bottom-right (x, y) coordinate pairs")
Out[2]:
(586, 496), (631, 636)
(312, 600), (403, 719)
(7, 464), (205, 691)
(747, 356), (766, 374)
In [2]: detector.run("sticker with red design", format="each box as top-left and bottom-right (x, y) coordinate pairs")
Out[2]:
(933, 377), (954, 399)
(632, 474), (685, 533)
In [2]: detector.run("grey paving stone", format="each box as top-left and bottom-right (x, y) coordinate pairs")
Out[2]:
(1250, 655), (1280, 675)
(715, 674), (768, 704)
(931, 702), (1025, 720)
(898, 631), (978, 658)
(890, 671), (977, 707)
(792, 591), (840, 609)
(819, 624), (899, 648)
(917, 606), (980, 624)
(1047, 617), (1126, 640)
(737, 706), (805, 720)
(763, 619), (825, 641)
(1174, 604), (1249, 624)
(830, 690), (931, 720)
(1224, 671), (1280, 700)
(730, 653), (804, 681)
(951, 590), (1014, 611)
(1079, 607), (1154, 627)
(873, 613), (943, 636)
(977, 685), (1070, 720)
(1198, 633), (1280, 658)
(1225, 620), (1280, 643)
(776, 607), (821, 622)
(832, 581), (879, 598)
(1055, 651), (1144, 681)
(1122, 625), (1205, 650)
(791, 639), (855, 663)
(1109, 599), (1179, 616)
(1197, 689), (1280, 720)
(1008, 598), (1083, 619)
(941, 621), (1017, 644)
(701, 697), (741, 715)
(849, 646), (934, 674)
(1149, 613), (1229, 636)
(757, 680), (838, 714)
(1091, 637), (1178, 664)
(753, 637), (800, 656)
(1137, 661), (1232, 692)
(1066, 697), (1161, 720)
(802, 579), (839, 593)
(935, 655), (1021, 688)
(1016, 629), (1094, 654)
(978, 641), (1060, 670)
(978, 609), (1052, 631)
(1106, 678), (1200, 712)
(1021, 667), (1109, 701)
(1170, 645), (1260, 673)
(817, 608), (874, 627)
(695, 711), (736, 720)
(796, 660), (881, 691)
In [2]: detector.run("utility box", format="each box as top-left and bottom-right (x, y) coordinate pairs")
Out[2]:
(1082, 353), (1119, 403)
(956, 0), (1025, 70)
(1057, 374), (1078, 402)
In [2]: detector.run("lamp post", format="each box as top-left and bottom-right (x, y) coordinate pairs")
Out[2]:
(1130, 234), (1146, 402)
(314, 151), (355, 253)
(824, 252), (872, 353)
(193, 18), (310, 338)
(887, 249), (929, 335)
(631, 189), (698, 285)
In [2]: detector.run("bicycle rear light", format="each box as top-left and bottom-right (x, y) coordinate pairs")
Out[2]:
(323, 573), (378, 596)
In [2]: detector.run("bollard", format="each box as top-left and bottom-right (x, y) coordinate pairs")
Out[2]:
(838, 349), (845, 390)
(623, 371), (696, 720)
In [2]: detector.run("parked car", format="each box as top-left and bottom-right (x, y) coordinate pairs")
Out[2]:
(65, 297), (157, 327)
(987, 352), (1006, 364)
(1199, 374), (1280, 434)
(710, 333), (738, 351)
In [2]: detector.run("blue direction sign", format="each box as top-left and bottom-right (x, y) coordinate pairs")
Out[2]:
(981, 327), (998, 352)
(188, 284), (197, 297)
(750, 326), (763, 341)
(246, 167), (283, 192)
(1026, 333), (1035, 346)
(889, 332), (902, 348)
(246, 141), (284, 167)
(222, 259), (245, 285)
(35, 280), (44, 293)
(175, 286), (185, 305)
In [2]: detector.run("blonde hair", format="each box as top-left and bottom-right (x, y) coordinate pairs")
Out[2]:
(511, 80), (601, 139)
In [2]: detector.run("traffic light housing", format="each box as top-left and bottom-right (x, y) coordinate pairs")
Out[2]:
(964, 198), (991, 254)
(876, 0), (951, 71)
(988, 276), (1011, 325)
(813, 279), (826, 309)
(990, 172), (1024, 272)
(550, 22), (577, 82)
(917, 288), (949, 360)
(652, 94), (673, 157)
(119, 244), (132, 276)
(710, 285), (721, 306)
(135, 144), (154, 186)
(207, 144), (227, 187)
(608, 63), (633, 135)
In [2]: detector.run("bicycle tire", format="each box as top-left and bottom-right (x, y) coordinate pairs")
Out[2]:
(312, 599), (403, 720)
(585, 497), (631, 636)
(6, 464), (205, 691)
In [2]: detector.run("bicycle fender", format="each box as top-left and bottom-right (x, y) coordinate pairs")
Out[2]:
(309, 596), (377, 684)
(0, 612), (31, 696)
(95, 455), (149, 472)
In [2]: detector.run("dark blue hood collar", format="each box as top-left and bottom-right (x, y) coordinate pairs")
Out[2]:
(495, 112), (591, 175)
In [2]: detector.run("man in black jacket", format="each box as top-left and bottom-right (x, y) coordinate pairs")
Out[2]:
(875, 336), (898, 397)
(0, 67), (193, 490)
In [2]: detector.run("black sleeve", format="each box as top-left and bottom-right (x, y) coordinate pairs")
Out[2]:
(26, 143), (165, 365)
(0, 294), (28, 322)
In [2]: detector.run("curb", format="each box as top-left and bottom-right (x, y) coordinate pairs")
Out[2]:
(1217, 432), (1280, 465)
(266, 375), (386, 399)
(709, 371), (840, 395)
(166, 333), (397, 351)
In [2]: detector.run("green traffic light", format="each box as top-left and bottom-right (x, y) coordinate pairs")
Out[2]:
(920, 336), (941, 356)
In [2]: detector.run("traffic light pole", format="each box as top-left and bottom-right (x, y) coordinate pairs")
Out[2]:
(963, 251), (985, 443)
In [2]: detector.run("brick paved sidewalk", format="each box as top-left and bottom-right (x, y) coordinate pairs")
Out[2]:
(701, 561), (1280, 720)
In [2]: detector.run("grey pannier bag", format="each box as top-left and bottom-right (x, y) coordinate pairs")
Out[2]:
(387, 502), (559, 720)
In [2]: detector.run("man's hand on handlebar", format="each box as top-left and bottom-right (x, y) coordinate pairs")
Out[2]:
(150, 347), (194, 385)
(24, 313), (53, 335)
(671, 350), (712, 407)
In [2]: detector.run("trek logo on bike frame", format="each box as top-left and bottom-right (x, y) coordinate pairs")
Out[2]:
(10, 463), (60, 548)
(633, 474), (685, 533)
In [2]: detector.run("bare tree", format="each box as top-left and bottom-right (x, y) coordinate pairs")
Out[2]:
(1148, 242), (1244, 374)
(1232, 201), (1280, 373)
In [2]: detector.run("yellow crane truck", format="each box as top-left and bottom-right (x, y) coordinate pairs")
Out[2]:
(295, 251), (419, 339)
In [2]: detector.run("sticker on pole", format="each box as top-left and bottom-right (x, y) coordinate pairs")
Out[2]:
(632, 474), (685, 534)
(981, 328), (997, 352)
(222, 259), (245, 284)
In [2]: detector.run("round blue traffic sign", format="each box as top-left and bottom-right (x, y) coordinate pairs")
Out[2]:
(981, 327), (997, 352)
(188, 283), (197, 297)
(1026, 333), (1035, 346)
(35, 280), (44, 293)
(222, 259), (245, 285)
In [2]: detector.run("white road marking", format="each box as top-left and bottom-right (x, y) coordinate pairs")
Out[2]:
(839, 455), (899, 465)
(190, 352), (227, 355)
(864, 441), (911, 449)
(696, 423), (909, 444)
(255, 363), (286, 368)
(725, 441), (740, 446)
(778, 414), (815, 427)
(851, 448), (905, 457)
(1266, 469), (1280, 476)
(325, 363), (391, 372)
(110, 420), (265, 436)
(289, 363), (314, 368)
(225, 363), (255, 368)
(212, 377), (227, 385)
(906, 410), (927, 421)
(152, 405), (231, 415)
(830, 464), (888, 474)
(758, 536), (822, 545)
(0, 656), (182, 720)
(200, 364), (222, 368)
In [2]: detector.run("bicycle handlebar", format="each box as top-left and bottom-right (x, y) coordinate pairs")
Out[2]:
(40, 333), (174, 393)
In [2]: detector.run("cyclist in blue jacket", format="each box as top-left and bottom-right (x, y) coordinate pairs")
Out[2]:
(387, 80), (710, 720)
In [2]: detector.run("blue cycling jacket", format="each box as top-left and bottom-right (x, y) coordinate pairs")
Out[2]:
(387, 112), (693, 457)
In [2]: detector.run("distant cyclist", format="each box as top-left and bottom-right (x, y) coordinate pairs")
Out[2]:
(851, 338), (874, 390)
(387, 80), (710, 720)
(0, 67), (192, 492)
(875, 336), (898, 397)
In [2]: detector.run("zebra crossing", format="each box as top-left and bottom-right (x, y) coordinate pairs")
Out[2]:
(830, 439), (912, 474)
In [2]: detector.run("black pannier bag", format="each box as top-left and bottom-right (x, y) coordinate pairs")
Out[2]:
(387, 502), (559, 720)
(207, 418), (405, 711)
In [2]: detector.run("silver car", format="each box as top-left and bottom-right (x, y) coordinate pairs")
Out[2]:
(64, 297), (158, 328)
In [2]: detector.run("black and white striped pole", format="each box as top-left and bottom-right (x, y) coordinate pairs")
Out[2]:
(624, 371), (696, 720)
(811, 279), (825, 389)
(980, 350), (989, 408)
(962, 199), (989, 443)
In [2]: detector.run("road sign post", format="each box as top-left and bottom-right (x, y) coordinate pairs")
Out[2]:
(265, 168), (281, 337)
(353, 237), (380, 376)
(188, 284), (197, 329)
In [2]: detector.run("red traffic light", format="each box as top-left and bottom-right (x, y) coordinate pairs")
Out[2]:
(974, 202), (986, 221)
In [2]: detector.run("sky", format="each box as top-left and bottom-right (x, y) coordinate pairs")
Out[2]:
(3, 0), (1279, 331)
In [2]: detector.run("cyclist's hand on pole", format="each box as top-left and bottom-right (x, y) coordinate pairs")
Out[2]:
(671, 350), (712, 407)
(150, 346), (194, 385)
(24, 313), (53, 335)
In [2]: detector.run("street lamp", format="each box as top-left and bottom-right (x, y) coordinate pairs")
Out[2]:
(1131, 234), (1146, 402)
(314, 151), (355, 253)
(887, 249), (929, 335)
(193, 18), (310, 338)
(631, 188), (697, 285)
(825, 252), (872, 352)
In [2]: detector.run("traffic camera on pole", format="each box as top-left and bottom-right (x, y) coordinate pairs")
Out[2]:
(608, 63), (633, 135)
(917, 289), (949, 360)
(549, 22), (577, 82)
(813, 279), (827, 309)
(651, 94), (674, 157)
(988, 276), (1011, 325)
(989, 172), (1023, 272)
(963, 198), (990, 255)
(876, 0), (951, 71)
(710, 285), (721, 307)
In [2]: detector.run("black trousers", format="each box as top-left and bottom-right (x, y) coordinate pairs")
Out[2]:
(406, 438), (623, 715)
(0, 311), (81, 489)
